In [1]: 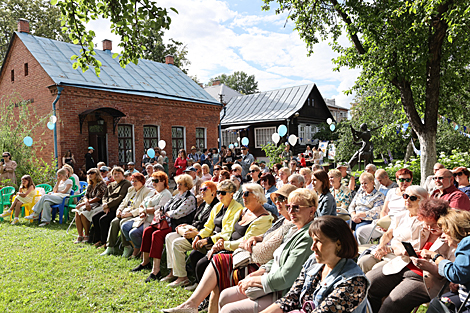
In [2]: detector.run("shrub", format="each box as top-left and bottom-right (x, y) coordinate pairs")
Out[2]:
(261, 143), (286, 168)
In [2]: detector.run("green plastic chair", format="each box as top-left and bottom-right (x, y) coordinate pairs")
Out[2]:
(69, 177), (78, 193)
(0, 186), (15, 221)
(36, 184), (52, 194)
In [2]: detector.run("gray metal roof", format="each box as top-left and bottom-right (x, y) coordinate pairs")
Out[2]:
(204, 84), (242, 104)
(14, 32), (220, 106)
(221, 84), (314, 125)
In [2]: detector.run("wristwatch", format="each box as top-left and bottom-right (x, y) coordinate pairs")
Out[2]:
(432, 253), (442, 262)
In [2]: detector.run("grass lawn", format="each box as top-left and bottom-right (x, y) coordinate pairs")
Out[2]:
(0, 220), (191, 312)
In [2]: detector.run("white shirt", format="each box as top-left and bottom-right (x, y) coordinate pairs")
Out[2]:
(55, 179), (73, 197)
(385, 187), (406, 218)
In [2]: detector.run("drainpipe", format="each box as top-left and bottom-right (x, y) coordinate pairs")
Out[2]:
(218, 93), (226, 151)
(52, 86), (64, 169)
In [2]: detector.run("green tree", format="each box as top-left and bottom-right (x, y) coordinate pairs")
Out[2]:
(0, 0), (69, 67)
(209, 71), (259, 95)
(263, 0), (470, 183)
(52, 0), (177, 75)
(140, 28), (190, 73)
(312, 123), (339, 142)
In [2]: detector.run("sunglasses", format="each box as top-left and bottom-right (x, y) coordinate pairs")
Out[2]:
(273, 195), (287, 203)
(433, 176), (449, 181)
(2, 155), (8, 158)
(397, 178), (412, 183)
(285, 204), (310, 213)
(152, 179), (160, 183)
(249, 170), (259, 173)
(216, 190), (227, 196)
(242, 190), (251, 197)
(87, 172), (96, 175)
(453, 172), (464, 177)
(200, 186), (208, 192)
(402, 193), (419, 201)
(214, 168), (221, 171)
(100, 170), (107, 173)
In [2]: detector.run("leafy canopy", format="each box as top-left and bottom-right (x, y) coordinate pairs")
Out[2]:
(209, 71), (259, 95)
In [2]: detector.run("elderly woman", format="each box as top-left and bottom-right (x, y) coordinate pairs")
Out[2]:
(276, 167), (291, 189)
(358, 185), (429, 272)
(219, 170), (231, 182)
(357, 168), (413, 244)
(133, 174), (196, 280)
(100, 173), (154, 256)
(453, 167), (470, 199)
(164, 183), (274, 313)
(212, 166), (222, 183)
(120, 172), (171, 259)
(328, 169), (352, 209)
(1, 175), (35, 224)
(201, 164), (213, 182)
(299, 168), (313, 190)
(162, 181), (219, 287)
(249, 165), (261, 184)
(348, 172), (385, 235)
(73, 168), (107, 243)
(419, 209), (470, 313)
(263, 216), (369, 313)
(313, 170), (336, 217)
(25, 168), (73, 226)
(230, 174), (244, 206)
(367, 198), (454, 313)
(260, 173), (278, 216)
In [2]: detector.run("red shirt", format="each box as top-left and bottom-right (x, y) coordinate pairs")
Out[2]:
(406, 241), (434, 276)
(431, 185), (470, 211)
(300, 157), (306, 167)
(174, 157), (187, 176)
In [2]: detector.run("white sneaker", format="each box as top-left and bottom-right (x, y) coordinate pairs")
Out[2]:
(25, 213), (39, 220)
(122, 246), (133, 258)
(38, 222), (49, 227)
(11, 218), (19, 225)
(100, 247), (115, 256)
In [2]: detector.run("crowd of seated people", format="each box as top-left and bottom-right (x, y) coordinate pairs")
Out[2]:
(5, 143), (470, 313)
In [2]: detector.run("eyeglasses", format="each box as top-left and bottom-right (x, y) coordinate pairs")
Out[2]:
(433, 176), (450, 181)
(87, 172), (96, 175)
(216, 190), (227, 196)
(214, 168), (221, 171)
(285, 204), (310, 213)
(453, 172), (464, 177)
(100, 170), (107, 173)
(242, 190), (251, 197)
(152, 179), (160, 183)
(200, 186), (208, 192)
(273, 195), (287, 203)
(249, 170), (259, 173)
(402, 193), (419, 201)
(2, 155), (8, 158)
(397, 178), (412, 183)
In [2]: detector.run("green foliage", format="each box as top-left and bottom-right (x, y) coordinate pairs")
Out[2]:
(54, 0), (177, 75)
(140, 27), (190, 73)
(0, 95), (57, 188)
(209, 71), (259, 95)
(261, 143), (286, 167)
(0, 0), (70, 67)
(312, 123), (339, 142)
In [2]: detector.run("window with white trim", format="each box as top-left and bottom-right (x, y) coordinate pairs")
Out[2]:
(196, 128), (206, 149)
(298, 124), (314, 145)
(254, 127), (276, 148)
(143, 125), (159, 150)
(221, 129), (238, 147)
(118, 125), (134, 164)
(172, 126), (185, 162)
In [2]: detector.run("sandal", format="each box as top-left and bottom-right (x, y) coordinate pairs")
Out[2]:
(74, 236), (84, 244)
(83, 236), (90, 243)
(94, 241), (102, 248)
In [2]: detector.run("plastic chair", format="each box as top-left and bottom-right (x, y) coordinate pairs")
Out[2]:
(70, 176), (78, 192)
(0, 186), (15, 221)
(50, 190), (74, 224)
(65, 190), (87, 234)
(79, 181), (88, 193)
(36, 184), (53, 194)
(11, 189), (42, 222)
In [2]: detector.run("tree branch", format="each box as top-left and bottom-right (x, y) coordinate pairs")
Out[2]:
(329, 0), (366, 55)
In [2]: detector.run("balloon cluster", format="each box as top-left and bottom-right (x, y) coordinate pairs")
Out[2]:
(326, 118), (336, 131)
(146, 140), (167, 158)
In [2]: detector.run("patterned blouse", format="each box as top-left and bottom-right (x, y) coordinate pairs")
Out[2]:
(348, 188), (385, 220)
(276, 266), (367, 313)
(80, 180), (107, 205)
(330, 185), (352, 209)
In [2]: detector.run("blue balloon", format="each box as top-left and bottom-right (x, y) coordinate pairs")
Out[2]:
(23, 136), (33, 146)
(47, 122), (55, 130)
(241, 137), (249, 146)
(330, 124), (336, 131)
(234, 142), (238, 147)
(278, 125), (287, 137)
(147, 148), (155, 158)
(229, 144), (234, 149)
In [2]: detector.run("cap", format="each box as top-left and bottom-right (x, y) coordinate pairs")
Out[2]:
(184, 166), (197, 172)
(336, 162), (349, 168)
(260, 161), (266, 164)
(270, 184), (298, 203)
(127, 162), (135, 165)
(88, 146), (94, 150)
(124, 170), (131, 176)
(100, 166), (109, 171)
(191, 146), (197, 150)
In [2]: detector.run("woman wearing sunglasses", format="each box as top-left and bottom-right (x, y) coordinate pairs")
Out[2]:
(355, 168), (411, 244)
(162, 181), (219, 288)
(358, 185), (428, 273)
(367, 198), (454, 313)
(453, 167), (470, 199)
(249, 165), (261, 184)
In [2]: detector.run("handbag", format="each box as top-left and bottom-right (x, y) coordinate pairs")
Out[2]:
(288, 301), (316, 313)
(427, 281), (470, 313)
(232, 248), (252, 269)
(152, 211), (169, 230)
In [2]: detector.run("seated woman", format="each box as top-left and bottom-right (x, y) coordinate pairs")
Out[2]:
(100, 173), (154, 256)
(260, 173), (278, 216)
(163, 183), (276, 313)
(276, 167), (290, 189)
(120, 172), (172, 259)
(356, 169), (412, 244)
(1, 175), (35, 224)
(91, 167), (132, 248)
(73, 168), (107, 243)
(453, 167), (470, 199)
(163, 181), (220, 288)
(249, 165), (261, 184)
(62, 164), (80, 189)
(201, 164), (213, 182)
(230, 174), (244, 206)
(262, 216), (369, 313)
(133, 174), (196, 280)
(415, 209), (470, 313)
(358, 185), (428, 273)
(25, 168), (73, 226)
(313, 170), (336, 216)
(348, 172), (385, 236)
(328, 169), (352, 210)
(367, 198), (454, 313)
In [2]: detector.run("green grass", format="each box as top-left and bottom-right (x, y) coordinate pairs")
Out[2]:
(0, 220), (191, 312)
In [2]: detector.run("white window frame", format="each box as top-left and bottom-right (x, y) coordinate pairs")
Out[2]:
(171, 126), (186, 161)
(221, 129), (238, 147)
(298, 123), (314, 145)
(254, 127), (276, 148)
(143, 125), (160, 150)
(196, 127), (207, 150)
(118, 124), (135, 164)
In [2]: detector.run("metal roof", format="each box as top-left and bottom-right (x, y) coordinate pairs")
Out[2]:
(221, 84), (314, 125)
(204, 84), (242, 104)
(14, 32), (220, 106)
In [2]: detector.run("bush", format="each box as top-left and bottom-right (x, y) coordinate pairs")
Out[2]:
(261, 143), (286, 168)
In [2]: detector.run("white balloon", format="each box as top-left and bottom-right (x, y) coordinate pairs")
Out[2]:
(50, 116), (57, 124)
(288, 134), (297, 146)
(271, 133), (280, 144)
(158, 140), (166, 149)
(237, 137), (240, 142)
(326, 118), (333, 125)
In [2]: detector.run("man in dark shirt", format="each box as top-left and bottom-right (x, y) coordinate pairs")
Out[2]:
(85, 147), (95, 171)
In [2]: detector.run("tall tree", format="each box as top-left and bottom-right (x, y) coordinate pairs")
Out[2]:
(209, 71), (259, 95)
(0, 0), (69, 67)
(263, 0), (470, 183)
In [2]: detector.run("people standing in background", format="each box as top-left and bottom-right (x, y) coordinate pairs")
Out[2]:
(85, 147), (96, 171)
(62, 150), (76, 168)
(188, 146), (200, 162)
(161, 151), (169, 176)
(0, 152), (17, 186)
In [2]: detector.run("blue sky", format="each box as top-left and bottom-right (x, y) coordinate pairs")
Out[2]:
(89, 0), (359, 108)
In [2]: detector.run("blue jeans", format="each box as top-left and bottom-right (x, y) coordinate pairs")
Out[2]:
(121, 221), (144, 249)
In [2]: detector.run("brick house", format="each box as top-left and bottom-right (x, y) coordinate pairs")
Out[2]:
(0, 19), (221, 173)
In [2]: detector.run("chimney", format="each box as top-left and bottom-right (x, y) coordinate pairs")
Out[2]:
(17, 18), (30, 33)
(102, 39), (112, 54)
(212, 79), (221, 86)
(165, 54), (174, 65)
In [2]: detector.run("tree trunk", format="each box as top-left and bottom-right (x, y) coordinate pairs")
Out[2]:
(416, 130), (437, 184)
(404, 140), (414, 162)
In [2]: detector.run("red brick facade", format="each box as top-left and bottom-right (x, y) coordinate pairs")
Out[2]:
(0, 34), (221, 174)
